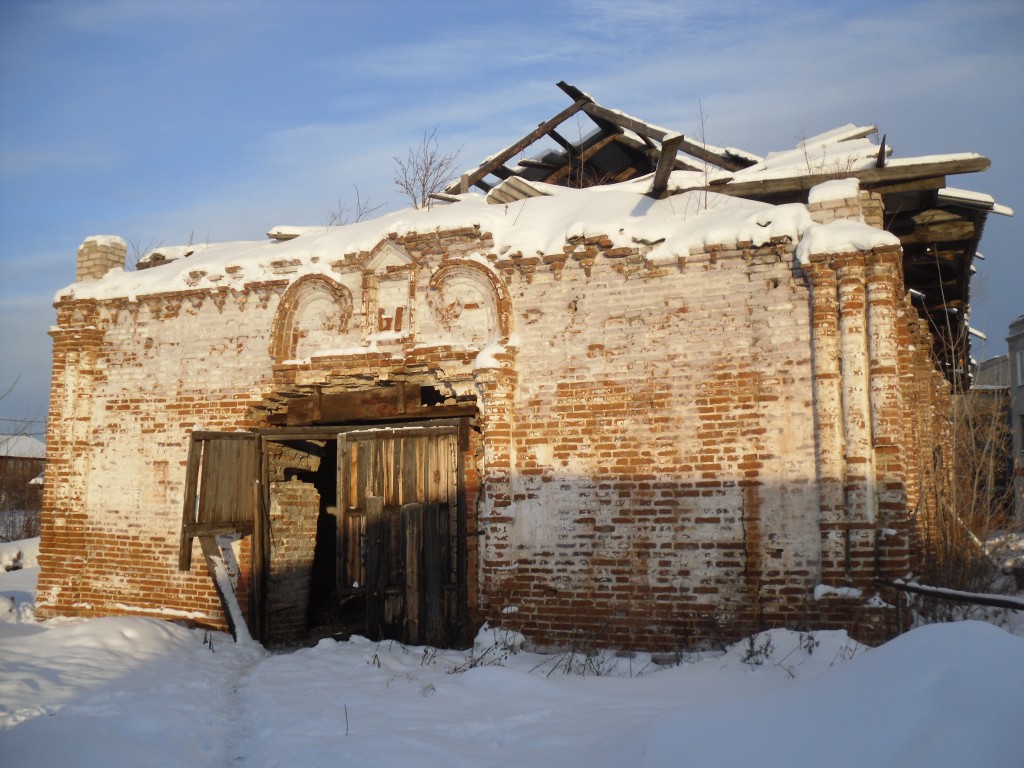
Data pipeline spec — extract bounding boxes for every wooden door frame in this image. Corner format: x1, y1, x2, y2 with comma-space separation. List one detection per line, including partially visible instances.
254, 417, 471, 645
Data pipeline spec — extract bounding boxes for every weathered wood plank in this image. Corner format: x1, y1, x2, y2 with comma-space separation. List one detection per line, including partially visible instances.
177, 437, 203, 571
364, 496, 385, 639
422, 502, 444, 647
184, 521, 253, 537
651, 133, 686, 197
198, 536, 242, 641
576, 100, 748, 172
198, 438, 258, 524
547, 128, 578, 154
403, 503, 423, 645
252, 474, 269, 644
544, 133, 620, 186
708, 156, 990, 201
286, 384, 478, 426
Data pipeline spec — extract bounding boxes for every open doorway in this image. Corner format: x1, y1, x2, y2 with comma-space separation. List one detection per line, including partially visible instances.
262, 419, 469, 647
181, 415, 473, 648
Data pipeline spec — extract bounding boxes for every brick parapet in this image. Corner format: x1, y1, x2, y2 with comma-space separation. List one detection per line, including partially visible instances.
76, 236, 127, 282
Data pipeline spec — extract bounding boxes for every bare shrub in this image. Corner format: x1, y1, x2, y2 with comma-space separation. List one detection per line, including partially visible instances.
0, 508, 40, 542
914, 346, 1015, 622
393, 127, 462, 210
323, 186, 383, 226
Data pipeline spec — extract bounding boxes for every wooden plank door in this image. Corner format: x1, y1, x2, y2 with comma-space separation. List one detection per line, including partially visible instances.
177, 431, 265, 641
338, 425, 462, 646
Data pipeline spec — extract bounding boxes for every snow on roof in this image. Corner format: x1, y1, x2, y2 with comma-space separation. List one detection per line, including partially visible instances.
59, 184, 821, 302
937, 187, 1015, 217
0, 434, 46, 459
58, 126, 988, 304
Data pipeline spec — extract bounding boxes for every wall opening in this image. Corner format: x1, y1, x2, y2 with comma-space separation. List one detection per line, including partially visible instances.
255, 416, 474, 648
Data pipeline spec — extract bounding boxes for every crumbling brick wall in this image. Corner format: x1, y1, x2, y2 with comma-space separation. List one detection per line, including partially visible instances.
479, 235, 820, 649
39, 188, 952, 649
266, 477, 320, 645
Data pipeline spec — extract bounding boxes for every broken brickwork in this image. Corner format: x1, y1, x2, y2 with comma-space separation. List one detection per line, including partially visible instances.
38, 182, 952, 649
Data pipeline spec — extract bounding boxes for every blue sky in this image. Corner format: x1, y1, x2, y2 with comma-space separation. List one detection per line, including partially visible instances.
1, 0, 1021, 431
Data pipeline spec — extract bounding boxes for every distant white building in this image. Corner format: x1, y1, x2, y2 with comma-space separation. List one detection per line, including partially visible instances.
0, 434, 46, 461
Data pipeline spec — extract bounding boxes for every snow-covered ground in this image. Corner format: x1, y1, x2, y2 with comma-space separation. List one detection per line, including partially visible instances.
2, 537, 1023, 767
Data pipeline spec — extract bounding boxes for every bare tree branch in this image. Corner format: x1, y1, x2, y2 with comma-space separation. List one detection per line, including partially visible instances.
393, 127, 462, 210
324, 186, 384, 226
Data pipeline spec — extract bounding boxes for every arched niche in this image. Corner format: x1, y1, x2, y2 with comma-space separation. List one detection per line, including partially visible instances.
428, 260, 512, 346
271, 275, 354, 360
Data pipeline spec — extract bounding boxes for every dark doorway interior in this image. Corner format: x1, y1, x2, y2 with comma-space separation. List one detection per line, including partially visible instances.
306, 443, 346, 636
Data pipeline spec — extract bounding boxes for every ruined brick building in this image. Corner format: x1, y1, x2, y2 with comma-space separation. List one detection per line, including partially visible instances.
36, 83, 1011, 648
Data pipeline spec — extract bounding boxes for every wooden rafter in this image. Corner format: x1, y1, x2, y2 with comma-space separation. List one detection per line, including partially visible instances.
444, 97, 590, 194
544, 133, 621, 186
547, 129, 578, 155
578, 100, 750, 173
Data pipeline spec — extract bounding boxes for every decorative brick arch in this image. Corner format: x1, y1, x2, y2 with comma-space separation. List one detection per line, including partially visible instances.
429, 260, 512, 345
270, 275, 354, 361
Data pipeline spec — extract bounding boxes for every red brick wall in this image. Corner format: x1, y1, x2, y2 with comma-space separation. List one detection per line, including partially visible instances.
38, 207, 952, 650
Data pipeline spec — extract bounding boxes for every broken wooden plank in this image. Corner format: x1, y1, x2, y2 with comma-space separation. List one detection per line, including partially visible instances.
651, 133, 686, 196
198, 536, 254, 644
546, 128, 579, 155
544, 133, 620, 186
184, 521, 254, 537
709, 155, 990, 201
871, 176, 947, 195
428, 192, 461, 204
518, 158, 561, 170
286, 386, 476, 425
251, 475, 269, 644
178, 437, 204, 571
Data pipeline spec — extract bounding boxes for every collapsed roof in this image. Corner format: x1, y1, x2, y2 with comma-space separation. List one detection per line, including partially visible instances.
442, 82, 1011, 388
99, 83, 1011, 389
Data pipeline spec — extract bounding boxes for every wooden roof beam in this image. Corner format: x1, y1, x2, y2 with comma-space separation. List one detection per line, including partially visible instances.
650, 133, 686, 197
518, 158, 561, 170
544, 133, 621, 186
708, 156, 990, 201
445, 97, 590, 194
547, 128, 579, 154
556, 81, 623, 137
574, 100, 748, 172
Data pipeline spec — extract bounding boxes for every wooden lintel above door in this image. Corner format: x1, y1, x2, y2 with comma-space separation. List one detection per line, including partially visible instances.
267, 382, 476, 426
